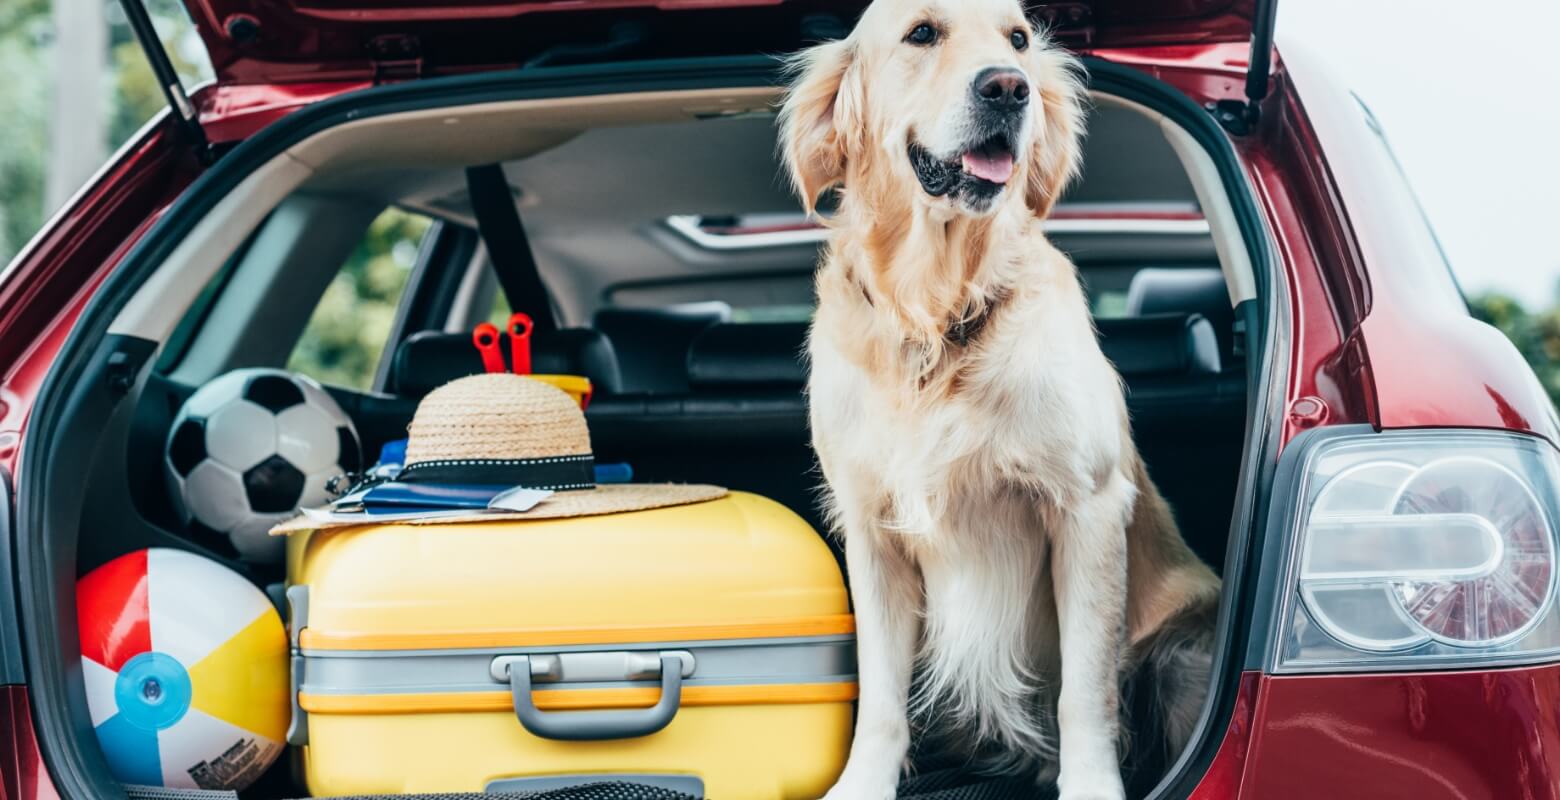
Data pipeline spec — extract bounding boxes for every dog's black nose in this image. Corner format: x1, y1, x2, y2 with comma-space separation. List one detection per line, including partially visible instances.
973, 67, 1030, 110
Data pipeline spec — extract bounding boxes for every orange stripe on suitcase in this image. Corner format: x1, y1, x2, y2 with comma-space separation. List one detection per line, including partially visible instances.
299, 681, 860, 714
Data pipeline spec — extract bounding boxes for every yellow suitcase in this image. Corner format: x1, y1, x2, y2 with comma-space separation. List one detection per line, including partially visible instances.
284, 491, 854, 799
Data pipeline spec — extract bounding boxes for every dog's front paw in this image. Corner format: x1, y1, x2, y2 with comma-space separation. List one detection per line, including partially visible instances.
819, 775, 897, 800
1057, 739, 1125, 800
1057, 790, 1124, 800
1056, 772, 1125, 800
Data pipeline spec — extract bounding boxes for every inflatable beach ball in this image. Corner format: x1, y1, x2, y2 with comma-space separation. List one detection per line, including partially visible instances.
77, 549, 288, 790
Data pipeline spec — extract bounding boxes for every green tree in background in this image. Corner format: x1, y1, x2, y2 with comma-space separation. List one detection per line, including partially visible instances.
0, 0, 51, 260
1470, 292, 1560, 402
0, 0, 206, 266
107, 0, 206, 147
287, 210, 432, 390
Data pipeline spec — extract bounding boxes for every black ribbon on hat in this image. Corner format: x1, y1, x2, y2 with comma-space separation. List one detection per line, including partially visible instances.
396, 454, 597, 491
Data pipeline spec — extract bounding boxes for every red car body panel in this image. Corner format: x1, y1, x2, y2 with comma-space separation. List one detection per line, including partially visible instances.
176, 0, 1257, 84
0, 687, 56, 800
1276, 41, 1559, 445
199, 82, 373, 144
1, 15, 1556, 800
1189, 672, 1261, 797
0, 125, 204, 478
1242, 666, 1560, 798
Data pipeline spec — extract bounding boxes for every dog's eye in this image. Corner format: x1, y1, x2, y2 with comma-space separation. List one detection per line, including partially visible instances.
1011, 29, 1029, 51
906, 23, 939, 46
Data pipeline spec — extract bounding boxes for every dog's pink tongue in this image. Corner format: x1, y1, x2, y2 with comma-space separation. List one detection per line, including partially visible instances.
962, 150, 1015, 184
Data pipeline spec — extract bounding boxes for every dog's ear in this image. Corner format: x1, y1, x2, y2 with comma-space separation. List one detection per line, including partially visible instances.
779, 39, 862, 214
1024, 43, 1087, 219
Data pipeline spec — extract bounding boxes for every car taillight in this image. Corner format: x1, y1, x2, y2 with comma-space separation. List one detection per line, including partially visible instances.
1274, 430, 1560, 672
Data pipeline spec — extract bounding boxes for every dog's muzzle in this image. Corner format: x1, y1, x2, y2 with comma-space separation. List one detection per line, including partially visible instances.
907, 126, 1020, 205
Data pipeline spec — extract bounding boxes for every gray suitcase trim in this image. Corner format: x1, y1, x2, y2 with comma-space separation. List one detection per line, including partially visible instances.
286, 586, 310, 746
289, 581, 856, 742
297, 637, 856, 696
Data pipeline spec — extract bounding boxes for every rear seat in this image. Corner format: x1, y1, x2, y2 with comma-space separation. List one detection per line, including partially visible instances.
586, 314, 1239, 544
390, 308, 1241, 570
1127, 267, 1238, 366
587, 323, 815, 529
685, 322, 809, 391
593, 303, 730, 394
660, 313, 1229, 395
1122, 269, 1246, 570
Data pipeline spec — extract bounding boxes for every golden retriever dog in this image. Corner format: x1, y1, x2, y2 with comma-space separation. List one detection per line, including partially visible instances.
779, 1, 1222, 797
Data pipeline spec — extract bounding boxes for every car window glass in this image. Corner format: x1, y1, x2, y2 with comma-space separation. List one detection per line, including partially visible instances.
287, 208, 432, 390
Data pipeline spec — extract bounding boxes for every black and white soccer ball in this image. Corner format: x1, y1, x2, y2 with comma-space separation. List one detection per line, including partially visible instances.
164, 369, 361, 563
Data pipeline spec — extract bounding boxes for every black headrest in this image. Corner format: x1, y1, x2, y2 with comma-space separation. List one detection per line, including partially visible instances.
1125, 268, 1236, 362
1125, 268, 1228, 317
391, 328, 623, 399
681, 316, 1215, 390
593, 303, 731, 394
685, 322, 808, 390
1097, 313, 1221, 377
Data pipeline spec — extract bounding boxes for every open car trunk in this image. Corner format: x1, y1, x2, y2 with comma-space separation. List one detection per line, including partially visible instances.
14, 48, 1277, 800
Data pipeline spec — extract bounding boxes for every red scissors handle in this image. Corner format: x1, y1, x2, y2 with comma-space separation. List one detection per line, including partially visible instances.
507, 313, 534, 375
472, 323, 506, 374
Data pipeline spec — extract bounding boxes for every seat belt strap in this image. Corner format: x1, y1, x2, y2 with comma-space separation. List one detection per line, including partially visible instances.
464, 164, 558, 334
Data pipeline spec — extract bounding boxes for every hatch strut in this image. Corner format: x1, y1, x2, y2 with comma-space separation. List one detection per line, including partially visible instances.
1211, 0, 1279, 136
118, 0, 213, 163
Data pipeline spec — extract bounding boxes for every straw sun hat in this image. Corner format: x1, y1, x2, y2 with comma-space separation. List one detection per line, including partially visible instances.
273, 373, 725, 532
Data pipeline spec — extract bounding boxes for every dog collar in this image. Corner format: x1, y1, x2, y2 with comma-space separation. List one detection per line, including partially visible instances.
853, 273, 1007, 348
944, 287, 1010, 347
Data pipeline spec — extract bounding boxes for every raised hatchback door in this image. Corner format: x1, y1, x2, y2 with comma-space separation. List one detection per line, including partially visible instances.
144, 0, 1275, 86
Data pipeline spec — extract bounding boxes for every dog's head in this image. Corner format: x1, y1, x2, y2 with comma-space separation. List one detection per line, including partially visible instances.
780, 0, 1085, 219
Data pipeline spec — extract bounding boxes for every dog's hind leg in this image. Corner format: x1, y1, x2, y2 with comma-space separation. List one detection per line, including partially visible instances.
823, 521, 923, 800
1049, 471, 1134, 800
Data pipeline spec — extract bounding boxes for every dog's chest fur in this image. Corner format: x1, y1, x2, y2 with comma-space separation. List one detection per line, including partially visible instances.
807, 245, 1133, 754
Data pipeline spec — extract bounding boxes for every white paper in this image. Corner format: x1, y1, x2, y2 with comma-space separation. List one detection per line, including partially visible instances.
489, 487, 553, 512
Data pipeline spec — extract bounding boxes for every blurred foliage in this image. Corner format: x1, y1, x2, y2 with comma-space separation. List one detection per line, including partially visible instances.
1469, 292, 1560, 403
287, 209, 432, 390
0, 0, 50, 260
488, 287, 514, 329
108, 0, 207, 148
0, 0, 208, 267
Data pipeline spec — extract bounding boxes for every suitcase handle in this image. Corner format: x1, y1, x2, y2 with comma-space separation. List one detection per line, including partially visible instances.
500, 654, 684, 741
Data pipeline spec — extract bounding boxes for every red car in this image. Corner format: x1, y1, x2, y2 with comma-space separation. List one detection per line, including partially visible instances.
2, 0, 1556, 798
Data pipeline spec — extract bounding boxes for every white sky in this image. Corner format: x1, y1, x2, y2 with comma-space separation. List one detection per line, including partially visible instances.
1278, 1, 1560, 304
